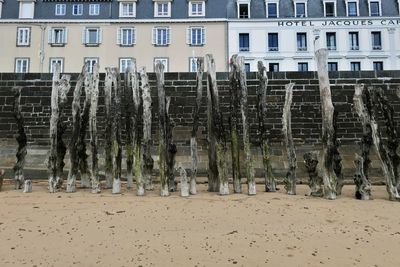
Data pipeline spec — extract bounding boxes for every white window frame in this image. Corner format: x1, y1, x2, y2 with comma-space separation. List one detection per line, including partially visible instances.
154, 57, 169, 72
323, 0, 336, 17
117, 27, 136, 46
83, 28, 101, 46
0, 1, 3, 19
188, 1, 205, 17
345, 0, 359, 17
371, 31, 382, 50
349, 31, 359, 50
89, 4, 100, 16
368, 0, 381, 16
119, 58, 133, 73
49, 58, 64, 73
48, 27, 68, 46
17, 27, 31, 46
119, 1, 137, 17
350, 61, 361, 71
296, 32, 307, 51
84, 58, 99, 73
186, 27, 206, 46
294, 0, 308, 18
19, 1, 35, 19
154, 1, 171, 17
265, 0, 279, 18
267, 32, 279, 51
15, 58, 29, 73
237, 0, 251, 18
55, 4, 66, 16
152, 27, 171, 46
72, 4, 83, 16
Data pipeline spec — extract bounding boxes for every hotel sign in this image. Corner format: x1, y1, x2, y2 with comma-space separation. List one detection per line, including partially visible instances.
277, 19, 400, 27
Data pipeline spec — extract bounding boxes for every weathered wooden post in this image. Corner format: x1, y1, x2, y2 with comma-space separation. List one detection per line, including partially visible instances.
238, 56, 255, 195
257, 61, 276, 192
282, 83, 296, 195
22, 180, 32, 193
140, 68, 154, 191
205, 54, 228, 195
303, 151, 323, 197
166, 97, 177, 192
190, 58, 204, 195
13, 86, 27, 190
229, 55, 241, 193
177, 166, 189, 197
104, 68, 113, 189
89, 64, 101, 193
112, 68, 123, 194
48, 64, 71, 193
315, 48, 337, 200
0, 169, 4, 191
333, 109, 345, 195
352, 84, 372, 200
156, 62, 169, 196
66, 65, 86, 193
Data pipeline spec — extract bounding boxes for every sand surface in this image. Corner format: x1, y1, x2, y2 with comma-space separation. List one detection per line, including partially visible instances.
0, 181, 399, 267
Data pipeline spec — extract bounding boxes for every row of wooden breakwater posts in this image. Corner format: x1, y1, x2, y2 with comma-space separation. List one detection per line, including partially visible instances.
3, 50, 400, 201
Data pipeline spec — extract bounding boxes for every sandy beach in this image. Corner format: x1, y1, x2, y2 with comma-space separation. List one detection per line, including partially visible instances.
0, 181, 399, 267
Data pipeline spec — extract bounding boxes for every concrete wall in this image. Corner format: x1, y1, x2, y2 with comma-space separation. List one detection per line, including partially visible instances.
1, 71, 400, 183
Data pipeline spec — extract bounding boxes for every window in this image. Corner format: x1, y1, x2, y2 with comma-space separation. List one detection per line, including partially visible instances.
350, 62, 361, 71
89, 4, 100, 16
154, 58, 169, 72
268, 33, 279, 51
15, 58, 29, 73
152, 27, 171, 46
349, 32, 359, 50
239, 33, 249, 51
119, 2, 136, 17
238, 2, 250, 18
346, 1, 358, 16
19, 2, 35, 19
189, 1, 205, 16
297, 33, 307, 51
189, 57, 200, 72
298, 62, 308, 72
323, 1, 336, 17
369, 1, 380, 16
269, 63, 279, 72
371, 31, 382, 50
266, 1, 279, 18
83, 28, 101, 46
154, 2, 171, 17
326, 32, 336, 50
373, 61, 383, 71
187, 27, 205, 46
48, 28, 67, 46
117, 28, 136, 46
0, 1, 3, 18
49, 58, 64, 73
17, 27, 30, 46
119, 58, 133, 73
294, 2, 307, 18
328, 62, 338, 71
244, 63, 251, 72
72, 4, 83, 16
84, 58, 98, 73
55, 4, 66, 16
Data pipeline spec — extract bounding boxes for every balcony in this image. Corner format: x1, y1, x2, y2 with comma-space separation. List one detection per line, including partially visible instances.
269, 47, 279, 52
372, 45, 382, 50
297, 46, 307, 51
350, 46, 359, 51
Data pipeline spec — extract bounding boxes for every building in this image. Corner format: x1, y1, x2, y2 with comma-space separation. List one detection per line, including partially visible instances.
0, 0, 229, 73
228, 0, 400, 71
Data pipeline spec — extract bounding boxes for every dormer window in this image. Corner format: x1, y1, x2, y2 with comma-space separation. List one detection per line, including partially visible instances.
265, 0, 279, 18
189, 1, 205, 17
0, 0, 3, 18
237, 0, 250, 18
18, 0, 35, 19
368, 0, 381, 16
294, 0, 308, 18
346, 0, 359, 17
323, 0, 336, 17
154, 1, 172, 18
119, 0, 137, 17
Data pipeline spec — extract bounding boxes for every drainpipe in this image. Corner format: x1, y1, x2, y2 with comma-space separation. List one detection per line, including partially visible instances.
39, 24, 46, 73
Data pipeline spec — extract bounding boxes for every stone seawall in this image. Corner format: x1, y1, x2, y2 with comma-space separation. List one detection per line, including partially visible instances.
0, 71, 399, 183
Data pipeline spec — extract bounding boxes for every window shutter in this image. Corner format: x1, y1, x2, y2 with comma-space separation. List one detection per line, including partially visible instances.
99, 29, 103, 44
152, 28, 156, 44
117, 28, 121, 45
186, 27, 191, 45
202, 28, 206, 45
64, 28, 68, 43
48, 28, 52, 43
82, 29, 86, 44
166, 28, 171, 45
132, 28, 136, 45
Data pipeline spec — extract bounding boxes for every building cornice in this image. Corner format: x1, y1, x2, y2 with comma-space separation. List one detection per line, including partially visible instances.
0, 18, 228, 24
228, 16, 400, 22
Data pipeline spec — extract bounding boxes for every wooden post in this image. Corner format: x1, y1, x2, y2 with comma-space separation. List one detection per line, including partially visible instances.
0, 169, 4, 191
22, 180, 32, 193
166, 97, 177, 192
332, 109, 344, 195
257, 61, 276, 192
238, 56, 255, 195
190, 58, 204, 195
352, 84, 372, 200
140, 68, 154, 191
156, 62, 169, 196
303, 151, 323, 197
124, 67, 134, 190
112, 68, 123, 194
177, 166, 189, 197
282, 83, 296, 195
13, 86, 27, 190
66, 65, 86, 193
315, 48, 337, 200
104, 68, 114, 189
205, 54, 228, 194
229, 55, 241, 193
89, 64, 100, 193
